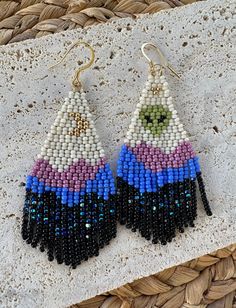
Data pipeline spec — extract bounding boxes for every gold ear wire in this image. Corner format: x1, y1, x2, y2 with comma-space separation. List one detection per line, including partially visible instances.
50, 41, 95, 90
141, 42, 181, 79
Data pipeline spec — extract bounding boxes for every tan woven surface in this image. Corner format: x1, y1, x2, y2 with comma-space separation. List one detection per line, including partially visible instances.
0, 0, 202, 45
2, 1, 235, 307
72, 244, 236, 308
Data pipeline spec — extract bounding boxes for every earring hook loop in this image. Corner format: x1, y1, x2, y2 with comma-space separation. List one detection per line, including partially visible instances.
141, 42, 180, 79
50, 41, 95, 89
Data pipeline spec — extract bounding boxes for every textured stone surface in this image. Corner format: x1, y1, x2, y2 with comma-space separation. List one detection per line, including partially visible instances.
0, 0, 235, 307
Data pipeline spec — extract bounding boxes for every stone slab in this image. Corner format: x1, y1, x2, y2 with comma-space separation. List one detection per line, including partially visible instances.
0, 0, 235, 307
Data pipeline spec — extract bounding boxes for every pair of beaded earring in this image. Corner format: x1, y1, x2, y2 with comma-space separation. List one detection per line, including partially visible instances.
21, 41, 212, 268
22, 42, 116, 268
117, 43, 212, 245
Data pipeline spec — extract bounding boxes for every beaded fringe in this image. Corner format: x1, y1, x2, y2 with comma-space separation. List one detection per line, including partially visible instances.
21, 89, 117, 268
117, 172, 212, 244
22, 191, 116, 268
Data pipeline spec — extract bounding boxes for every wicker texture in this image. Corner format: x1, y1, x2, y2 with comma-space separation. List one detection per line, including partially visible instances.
1, 1, 235, 307
0, 0, 201, 45
73, 244, 236, 308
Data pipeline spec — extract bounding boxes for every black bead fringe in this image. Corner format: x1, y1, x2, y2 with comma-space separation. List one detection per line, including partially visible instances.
22, 191, 116, 268
117, 172, 212, 244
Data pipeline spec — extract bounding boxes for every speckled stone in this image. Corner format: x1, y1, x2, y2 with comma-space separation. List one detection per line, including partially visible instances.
0, 0, 235, 307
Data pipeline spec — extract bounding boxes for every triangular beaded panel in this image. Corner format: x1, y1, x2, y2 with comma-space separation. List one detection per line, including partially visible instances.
22, 90, 116, 268
117, 66, 212, 244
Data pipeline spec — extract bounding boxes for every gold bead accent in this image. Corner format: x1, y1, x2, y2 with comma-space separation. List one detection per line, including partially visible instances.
151, 85, 162, 95
69, 112, 90, 136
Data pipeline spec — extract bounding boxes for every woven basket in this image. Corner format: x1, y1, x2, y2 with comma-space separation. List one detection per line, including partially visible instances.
72, 244, 236, 308
0, 0, 201, 45
1, 1, 235, 307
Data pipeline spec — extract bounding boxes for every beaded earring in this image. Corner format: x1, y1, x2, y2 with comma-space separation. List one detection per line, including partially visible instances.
21, 42, 116, 268
116, 43, 212, 245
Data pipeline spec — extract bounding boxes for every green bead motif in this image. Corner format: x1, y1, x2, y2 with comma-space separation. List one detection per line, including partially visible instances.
139, 105, 172, 136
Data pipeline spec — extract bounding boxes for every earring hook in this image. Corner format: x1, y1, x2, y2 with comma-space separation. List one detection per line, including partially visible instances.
141, 42, 180, 79
50, 41, 95, 89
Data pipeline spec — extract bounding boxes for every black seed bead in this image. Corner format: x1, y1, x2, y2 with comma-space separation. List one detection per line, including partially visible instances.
103, 204, 110, 245
132, 192, 140, 232
35, 195, 44, 247
126, 186, 135, 229
27, 193, 38, 244
109, 196, 117, 239
178, 182, 187, 230
151, 192, 159, 244
116, 177, 122, 221
47, 192, 55, 262
117, 177, 128, 225
190, 180, 197, 220
158, 188, 165, 245
173, 182, 180, 230
184, 179, 194, 227
40, 193, 50, 252
163, 185, 171, 243
61, 205, 68, 264
144, 194, 151, 241
167, 183, 176, 241
73, 205, 81, 266
86, 196, 93, 258
197, 172, 212, 216
55, 197, 63, 264
139, 194, 145, 237
20, 189, 115, 267
67, 206, 75, 265
98, 198, 105, 248
22, 191, 31, 240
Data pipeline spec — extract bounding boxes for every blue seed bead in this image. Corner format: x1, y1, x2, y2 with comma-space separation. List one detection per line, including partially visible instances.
32, 177, 38, 183
105, 164, 110, 171
56, 190, 61, 197
173, 169, 178, 181
157, 175, 164, 187
163, 175, 168, 184
96, 173, 101, 180
98, 189, 103, 196
26, 175, 33, 182
194, 156, 201, 172
92, 179, 97, 185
